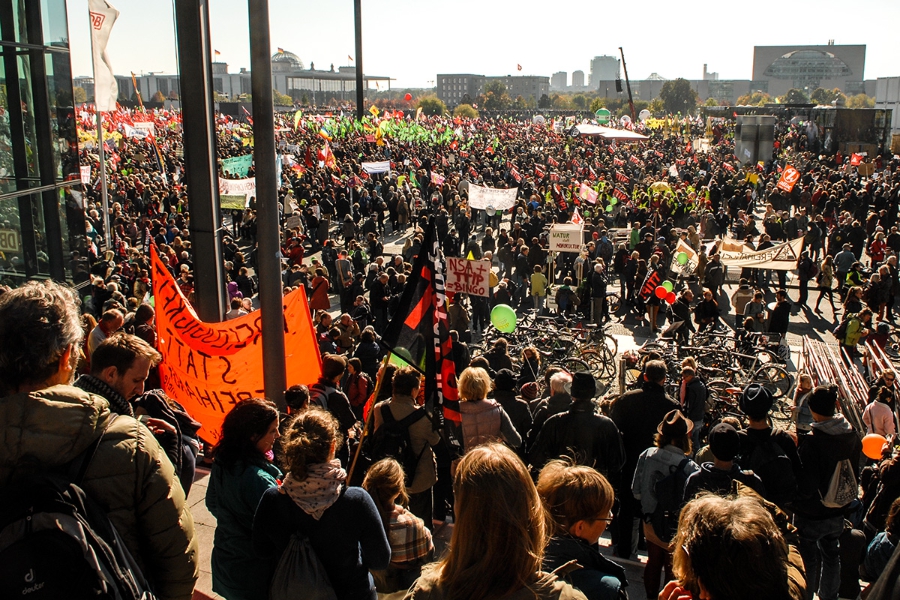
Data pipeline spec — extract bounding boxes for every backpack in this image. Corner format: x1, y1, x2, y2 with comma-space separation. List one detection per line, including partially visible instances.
269, 532, 337, 600
0, 420, 157, 600
650, 458, 691, 543
598, 238, 614, 262
309, 383, 337, 410
833, 314, 858, 342
743, 436, 797, 506
821, 458, 858, 509
364, 405, 427, 487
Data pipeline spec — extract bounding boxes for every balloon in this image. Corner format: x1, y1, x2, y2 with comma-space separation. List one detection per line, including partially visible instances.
404, 93, 412, 101
605, 205, 614, 212
655, 286, 667, 299
677, 252, 689, 265
662, 281, 674, 293
639, 109, 651, 122
609, 197, 618, 205
862, 433, 888, 460
491, 304, 517, 333
666, 292, 677, 304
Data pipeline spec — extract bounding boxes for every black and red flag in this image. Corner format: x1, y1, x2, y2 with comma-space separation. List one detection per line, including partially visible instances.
638, 268, 662, 302
380, 219, 461, 428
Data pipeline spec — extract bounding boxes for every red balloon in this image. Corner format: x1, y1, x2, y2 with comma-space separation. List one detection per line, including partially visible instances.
666, 292, 677, 304
404, 93, 412, 101
655, 286, 667, 299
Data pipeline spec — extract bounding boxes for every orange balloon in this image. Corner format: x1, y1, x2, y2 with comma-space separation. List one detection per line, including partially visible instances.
862, 433, 887, 460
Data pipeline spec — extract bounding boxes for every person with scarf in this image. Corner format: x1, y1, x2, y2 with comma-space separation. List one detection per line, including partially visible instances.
253, 408, 390, 600
206, 398, 283, 600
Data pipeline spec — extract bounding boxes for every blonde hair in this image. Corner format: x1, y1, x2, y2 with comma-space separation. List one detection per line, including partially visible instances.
435, 444, 546, 600
281, 408, 342, 480
537, 460, 614, 535
458, 366, 492, 401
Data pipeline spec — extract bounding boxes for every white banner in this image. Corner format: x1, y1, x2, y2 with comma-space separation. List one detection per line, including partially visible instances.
361, 161, 391, 175
466, 185, 518, 211
218, 177, 256, 199
549, 224, 584, 253
80, 165, 91, 185
669, 238, 699, 275
445, 258, 491, 297
715, 237, 804, 270
88, 0, 119, 112
122, 124, 152, 139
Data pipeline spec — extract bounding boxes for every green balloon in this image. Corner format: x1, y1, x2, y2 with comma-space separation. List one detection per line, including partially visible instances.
662, 281, 674, 293
609, 197, 618, 205
491, 304, 517, 333
606, 205, 614, 212
677, 252, 689, 265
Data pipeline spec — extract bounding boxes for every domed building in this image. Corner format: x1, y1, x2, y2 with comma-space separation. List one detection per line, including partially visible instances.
272, 49, 304, 72
752, 44, 868, 98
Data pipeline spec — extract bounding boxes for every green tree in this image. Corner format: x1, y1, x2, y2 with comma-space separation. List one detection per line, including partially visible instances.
300, 93, 310, 105
649, 98, 665, 114
482, 81, 511, 110
150, 90, 166, 102
572, 94, 588, 110
484, 80, 507, 96
589, 97, 607, 113
453, 104, 479, 119
523, 95, 537, 109
538, 94, 551, 109
460, 93, 473, 106
736, 91, 772, 106
417, 95, 447, 116
704, 97, 718, 107
551, 94, 572, 109
73, 86, 87, 103
847, 93, 875, 109
168, 90, 180, 101
779, 88, 809, 104
659, 78, 697, 114
273, 89, 293, 105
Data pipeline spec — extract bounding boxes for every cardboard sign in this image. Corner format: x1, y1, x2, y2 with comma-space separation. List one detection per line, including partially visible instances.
445, 258, 491, 296
776, 165, 800, 192
549, 224, 584, 253
151, 248, 322, 443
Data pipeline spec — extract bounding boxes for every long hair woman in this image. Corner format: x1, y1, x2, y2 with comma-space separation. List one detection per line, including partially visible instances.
404, 444, 584, 600
206, 398, 282, 600
253, 408, 390, 600
363, 458, 434, 593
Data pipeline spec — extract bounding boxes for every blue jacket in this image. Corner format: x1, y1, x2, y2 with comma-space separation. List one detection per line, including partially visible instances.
206, 459, 282, 600
543, 534, 628, 600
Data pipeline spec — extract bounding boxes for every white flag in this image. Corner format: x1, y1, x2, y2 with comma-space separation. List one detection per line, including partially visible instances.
88, 0, 119, 112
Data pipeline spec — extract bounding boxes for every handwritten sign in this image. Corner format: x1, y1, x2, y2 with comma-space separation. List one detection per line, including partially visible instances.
467, 185, 518, 211
445, 258, 491, 296
715, 237, 804, 271
218, 177, 256, 200
151, 248, 321, 443
549, 224, 584, 253
221, 154, 253, 177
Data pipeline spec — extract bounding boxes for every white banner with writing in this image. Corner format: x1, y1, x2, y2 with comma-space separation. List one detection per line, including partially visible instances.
466, 185, 518, 211
361, 161, 391, 175
715, 237, 804, 271
549, 224, 584, 253
445, 258, 491, 297
218, 177, 256, 199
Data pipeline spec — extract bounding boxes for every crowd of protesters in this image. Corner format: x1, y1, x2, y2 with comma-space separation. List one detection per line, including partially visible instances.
1, 105, 900, 600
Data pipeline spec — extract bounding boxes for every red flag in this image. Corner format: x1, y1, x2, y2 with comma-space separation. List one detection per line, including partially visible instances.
459, 150, 469, 158
468, 166, 478, 178
616, 172, 629, 184
517, 64, 522, 71
612, 188, 628, 202
588, 167, 597, 181
723, 162, 735, 172
549, 173, 560, 182
534, 166, 545, 179
629, 155, 641, 165
412, 157, 422, 168
776, 165, 801, 192
380, 220, 461, 425
850, 153, 863, 166
241, 105, 253, 125
449, 140, 459, 151
613, 157, 625, 167
547, 156, 559, 167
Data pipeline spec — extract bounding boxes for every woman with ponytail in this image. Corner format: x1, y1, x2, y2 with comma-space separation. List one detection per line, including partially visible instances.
206, 398, 282, 600
253, 408, 390, 599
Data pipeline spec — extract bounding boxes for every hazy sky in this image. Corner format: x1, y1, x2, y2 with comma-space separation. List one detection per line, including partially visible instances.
66, 0, 900, 90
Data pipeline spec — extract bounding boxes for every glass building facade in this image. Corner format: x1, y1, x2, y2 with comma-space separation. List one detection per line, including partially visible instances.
0, 0, 83, 286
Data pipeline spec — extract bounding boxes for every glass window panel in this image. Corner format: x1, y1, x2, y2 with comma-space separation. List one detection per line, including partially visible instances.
17, 53, 40, 180
29, 192, 49, 275
0, 58, 13, 195
7, 0, 29, 44
0, 193, 25, 283
41, 0, 69, 47
45, 51, 78, 183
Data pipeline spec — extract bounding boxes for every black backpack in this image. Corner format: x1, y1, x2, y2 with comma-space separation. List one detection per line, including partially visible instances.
0, 421, 157, 599
742, 435, 797, 506
650, 458, 691, 544
364, 406, 427, 487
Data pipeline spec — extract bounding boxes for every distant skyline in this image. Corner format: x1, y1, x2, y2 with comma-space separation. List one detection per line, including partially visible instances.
66, 0, 900, 90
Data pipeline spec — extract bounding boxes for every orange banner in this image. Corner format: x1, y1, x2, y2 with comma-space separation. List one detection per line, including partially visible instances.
776, 165, 800, 193
151, 248, 321, 443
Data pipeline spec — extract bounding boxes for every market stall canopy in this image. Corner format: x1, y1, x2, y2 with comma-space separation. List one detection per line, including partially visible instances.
574, 123, 649, 141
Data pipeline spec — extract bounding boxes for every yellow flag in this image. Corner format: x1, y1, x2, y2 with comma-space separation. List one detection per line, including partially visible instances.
293, 111, 302, 130
369, 105, 379, 117
466, 251, 474, 260
416, 107, 423, 122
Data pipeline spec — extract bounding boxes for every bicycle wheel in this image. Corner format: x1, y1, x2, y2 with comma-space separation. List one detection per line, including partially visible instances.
607, 293, 622, 314
557, 358, 592, 376
623, 367, 643, 389
752, 364, 793, 400
580, 349, 616, 381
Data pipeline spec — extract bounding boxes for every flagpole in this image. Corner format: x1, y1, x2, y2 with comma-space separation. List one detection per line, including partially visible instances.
96, 109, 111, 250
347, 353, 391, 485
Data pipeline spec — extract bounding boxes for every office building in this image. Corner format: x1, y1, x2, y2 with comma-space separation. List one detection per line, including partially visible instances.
752, 43, 867, 98
589, 55, 619, 88
572, 70, 585, 88
437, 74, 485, 107
0, 0, 84, 285
486, 75, 549, 103
551, 71, 567, 91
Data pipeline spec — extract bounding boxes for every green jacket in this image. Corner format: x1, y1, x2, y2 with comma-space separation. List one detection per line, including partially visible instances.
845, 316, 865, 346
0, 385, 199, 600
206, 457, 282, 600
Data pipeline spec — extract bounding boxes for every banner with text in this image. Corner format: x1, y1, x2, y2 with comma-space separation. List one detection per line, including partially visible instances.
151, 248, 322, 443
466, 184, 518, 211
218, 177, 256, 203
445, 258, 491, 296
549, 223, 584, 253
776, 165, 800, 192
221, 154, 253, 177
715, 237, 804, 270
361, 161, 391, 175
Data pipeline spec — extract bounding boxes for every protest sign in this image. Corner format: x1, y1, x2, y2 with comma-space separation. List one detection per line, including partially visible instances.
361, 161, 391, 174
445, 258, 491, 296
776, 165, 800, 192
221, 154, 253, 177
466, 185, 518, 211
151, 248, 321, 443
714, 237, 804, 270
669, 238, 699, 275
218, 177, 256, 201
80, 165, 91, 184
549, 224, 584, 253
219, 195, 247, 210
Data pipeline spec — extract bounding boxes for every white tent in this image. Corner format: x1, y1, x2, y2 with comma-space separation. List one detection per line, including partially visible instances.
574, 123, 649, 141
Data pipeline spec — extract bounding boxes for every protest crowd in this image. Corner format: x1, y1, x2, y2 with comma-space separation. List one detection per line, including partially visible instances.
4, 103, 900, 600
